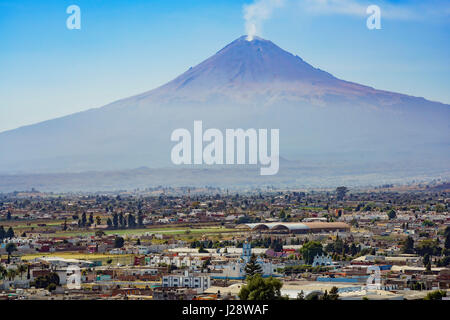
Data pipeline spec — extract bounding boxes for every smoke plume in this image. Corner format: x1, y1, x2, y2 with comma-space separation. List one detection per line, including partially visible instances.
243, 0, 284, 41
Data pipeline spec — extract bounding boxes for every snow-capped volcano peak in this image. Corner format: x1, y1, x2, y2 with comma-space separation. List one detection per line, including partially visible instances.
160, 35, 335, 92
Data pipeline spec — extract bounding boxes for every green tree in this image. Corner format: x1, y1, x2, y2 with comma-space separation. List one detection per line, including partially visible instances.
426, 261, 432, 273
5, 227, 14, 239
424, 290, 447, 300
31, 272, 60, 290
137, 213, 144, 227
0, 265, 6, 280
387, 209, 397, 220
300, 241, 323, 264
17, 264, 27, 280
416, 239, 440, 256
5, 243, 17, 264
296, 290, 305, 300
335, 187, 348, 201
114, 236, 125, 248
127, 214, 136, 228
244, 254, 263, 277
198, 244, 208, 253
329, 286, 339, 300
444, 227, 450, 252
81, 212, 87, 227
95, 230, 105, 237
402, 236, 415, 254
239, 274, 285, 300
112, 213, 118, 229
119, 213, 126, 228
6, 269, 16, 281
423, 253, 430, 266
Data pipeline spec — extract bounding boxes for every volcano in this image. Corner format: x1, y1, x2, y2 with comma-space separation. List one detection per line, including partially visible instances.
0, 36, 449, 188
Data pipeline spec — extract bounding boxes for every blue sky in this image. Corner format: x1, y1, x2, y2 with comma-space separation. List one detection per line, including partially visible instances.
0, 0, 449, 132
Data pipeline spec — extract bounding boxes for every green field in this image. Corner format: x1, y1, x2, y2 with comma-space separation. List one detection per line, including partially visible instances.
41, 226, 236, 238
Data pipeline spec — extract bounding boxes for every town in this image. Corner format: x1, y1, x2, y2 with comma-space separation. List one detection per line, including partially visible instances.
0, 182, 449, 300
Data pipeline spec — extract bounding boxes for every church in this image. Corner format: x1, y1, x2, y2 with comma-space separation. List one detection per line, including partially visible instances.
212, 242, 283, 280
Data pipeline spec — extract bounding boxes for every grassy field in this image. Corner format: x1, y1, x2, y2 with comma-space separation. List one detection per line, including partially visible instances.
39, 226, 237, 238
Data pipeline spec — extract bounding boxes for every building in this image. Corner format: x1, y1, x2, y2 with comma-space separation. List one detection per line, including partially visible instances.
162, 270, 210, 293
236, 222, 350, 234
213, 242, 283, 280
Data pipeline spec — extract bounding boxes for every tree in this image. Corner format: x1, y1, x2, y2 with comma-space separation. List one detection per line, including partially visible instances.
114, 236, 124, 248
387, 209, 397, 220
63, 219, 67, 231
317, 288, 340, 300
244, 254, 263, 277
127, 214, 136, 228
107, 218, 113, 229
6, 269, 16, 281
88, 213, 94, 226
424, 290, 447, 300
300, 241, 323, 265
137, 213, 144, 227
96, 216, 101, 225
416, 239, 440, 256
95, 230, 105, 237
270, 238, 283, 252
5, 243, 17, 263
17, 264, 27, 280
31, 272, 60, 291
0, 226, 5, 240
119, 213, 126, 228
426, 261, 432, 273
444, 226, 450, 252
329, 286, 339, 300
0, 265, 6, 280
239, 274, 285, 300
112, 213, 118, 229
6, 211, 11, 220
402, 236, 415, 254
198, 244, 208, 253
423, 253, 430, 266
5, 227, 15, 239
336, 187, 348, 201
296, 290, 305, 300
81, 212, 87, 227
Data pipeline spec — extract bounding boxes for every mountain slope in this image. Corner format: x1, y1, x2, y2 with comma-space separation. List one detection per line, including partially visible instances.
0, 35, 449, 177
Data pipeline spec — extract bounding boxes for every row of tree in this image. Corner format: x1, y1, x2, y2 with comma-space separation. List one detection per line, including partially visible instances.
0, 226, 15, 240
106, 213, 144, 229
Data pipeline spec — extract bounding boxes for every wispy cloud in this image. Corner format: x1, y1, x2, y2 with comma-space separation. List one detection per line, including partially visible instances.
298, 0, 450, 21
242, 0, 449, 40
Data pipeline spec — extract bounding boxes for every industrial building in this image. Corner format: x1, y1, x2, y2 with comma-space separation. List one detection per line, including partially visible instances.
236, 222, 350, 234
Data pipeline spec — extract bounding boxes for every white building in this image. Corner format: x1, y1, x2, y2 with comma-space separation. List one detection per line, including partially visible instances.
215, 242, 283, 279
162, 270, 210, 293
